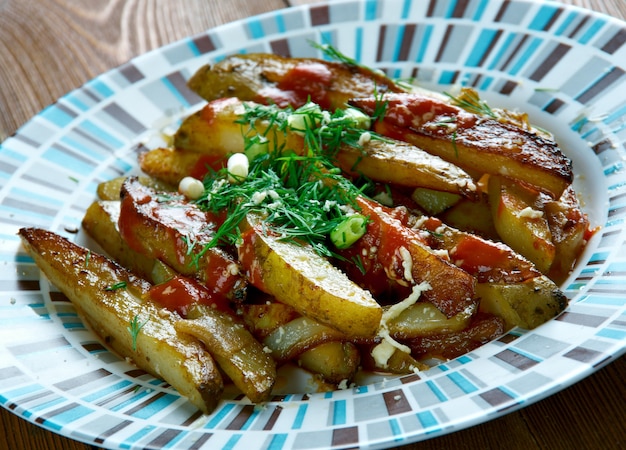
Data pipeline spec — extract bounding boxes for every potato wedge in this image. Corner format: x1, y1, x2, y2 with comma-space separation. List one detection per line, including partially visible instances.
296, 341, 361, 384
476, 277, 567, 330
544, 185, 592, 282
138, 147, 226, 186
351, 93, 573, 198
118, 177, 247, 302
488, 176, 555, 274
237, 214, 382, 338
174, 98, 478, 197
82, 200, 156, 281
18, 227, 223, 414
187, 53, 405, 110
175, 304, 276, 403
97, 175, 174, 201
407, 209, 567, 329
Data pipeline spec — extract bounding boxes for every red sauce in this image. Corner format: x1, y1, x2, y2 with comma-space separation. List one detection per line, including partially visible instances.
200, 97, 241, 125
257, 62, 334, 109
190, 154, 226, 180
148, 275, 230, 317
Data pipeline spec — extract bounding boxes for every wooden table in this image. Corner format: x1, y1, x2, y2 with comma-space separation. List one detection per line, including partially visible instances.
1, 0, 625, 449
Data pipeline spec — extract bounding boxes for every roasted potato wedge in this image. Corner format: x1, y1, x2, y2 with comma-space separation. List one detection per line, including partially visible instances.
187, 52, 405, 110
488, 175, 556, 274
351, 93, 573, 198
118, 177, 247, 302
238, 213, 382, 338
476, 277, 567, 330
175, 304, 276, 403
174, 98, 477, 197
82, 200, 155, 281
18, 227, 223, 414
97, 175, 174, 201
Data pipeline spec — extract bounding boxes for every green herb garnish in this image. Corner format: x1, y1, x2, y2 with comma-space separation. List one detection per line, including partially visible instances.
193, 101, 381, 261
105, 281, 127, 291
444, 89, 496, 118
128, 315, 148, 352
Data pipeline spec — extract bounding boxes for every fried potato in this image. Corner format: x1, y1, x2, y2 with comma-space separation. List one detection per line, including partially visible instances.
488, 176, 555, 274
118, 177, 247, 302
351, 93, 573, 198
97, 175, 174, 201
238, 213, 383, 338
18, 227, 223, 414
82, 200, 155, 281
175, 304, 276, 403
476, 277, 567, 330
187, 52, 405, 110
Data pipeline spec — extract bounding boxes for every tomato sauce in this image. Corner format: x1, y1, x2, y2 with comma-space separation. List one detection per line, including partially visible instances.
148, 275, 230, 317
257, 62, 334, 109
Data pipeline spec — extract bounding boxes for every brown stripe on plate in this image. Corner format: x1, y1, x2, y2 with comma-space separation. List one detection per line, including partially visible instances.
555, 312, 607, 328
95, 385, 143, 408
35, 402, 82, 425
493, 349, 538, 371
499, 34, 530, 72
119, 62, 145, 84
567, 14, 590, 39
53, 368, 113, 391
434, 25, 454, 63
331, 425, 359, 448
94, 419, 133, 445
563, 346, 604, 364
0, 279, 41, 291
383, 389, 412, 415
102, 103, 147, 134
543, 97, 565, 114
609, 205, 626, 219
376, 25, 389, 62
576, 66, 626, 104
12, 132, 40, 147
540, 7, 563, 31
601, 28, 626, 55
400, 373, 421, 384
166, 71, 202, 106
528, 43, 571, 82
81, 342, 107, 353
593, 139, 615, 155
270, 38, 291, 57
263, 405, 283, 430
499, 80, 518, 95
450, 0, 471, 18
225, 404, 256, 430
478, 387, 515, 407
310, 4, 330, 26
397, 24, 417, 61
192, 34, 217, 54
124, 391, 168, 416
146, 428, 184, 448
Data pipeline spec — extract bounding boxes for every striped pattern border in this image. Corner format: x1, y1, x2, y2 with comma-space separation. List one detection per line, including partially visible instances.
1, 0, 625, 448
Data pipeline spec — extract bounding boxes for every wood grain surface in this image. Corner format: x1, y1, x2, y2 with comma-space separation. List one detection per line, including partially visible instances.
1, 1, 625, 449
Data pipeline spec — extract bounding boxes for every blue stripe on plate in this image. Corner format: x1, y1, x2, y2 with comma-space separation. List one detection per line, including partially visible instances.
465, 29, 500, 67
416, 410, 438, 430
44, 404, 94, 431
596, 328, 626, 340
365, 0, 378, 21
292, 404, 307, 429
39, 105, 75, 128
578, 18, 607, 44
528, 4, 560, 31
332, 399, 347, 425
119, 425, 157, 449
425, 380, 447, 402
267, 433, 288, 450
446, 372, 478, 394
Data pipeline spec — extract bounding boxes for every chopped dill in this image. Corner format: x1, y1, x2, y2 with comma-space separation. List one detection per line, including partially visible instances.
444, 89, 496, 119
128, 315, 148, 352
193, 101, 381, 260
105, 281, 127, 291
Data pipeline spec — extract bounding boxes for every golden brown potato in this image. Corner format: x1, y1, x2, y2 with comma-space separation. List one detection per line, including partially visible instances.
488, 176, 555, 274
118, 177, 247, 302
476, 277, 567, 330
238, 213, 383, 338
187, 52, 405, 110
175, 304, 276, 403
18, 227, 223, 414
82, 200, 156, 281
351, 93, 573, 198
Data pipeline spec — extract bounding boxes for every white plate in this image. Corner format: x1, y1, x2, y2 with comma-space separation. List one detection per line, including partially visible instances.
1, 0, 625, 448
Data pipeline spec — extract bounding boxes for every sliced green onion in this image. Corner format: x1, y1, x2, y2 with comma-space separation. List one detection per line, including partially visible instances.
330, 214, 368, 249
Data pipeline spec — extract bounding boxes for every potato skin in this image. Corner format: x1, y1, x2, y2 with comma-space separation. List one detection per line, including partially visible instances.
237, 215, 383, 339
18, 227, 223, 414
